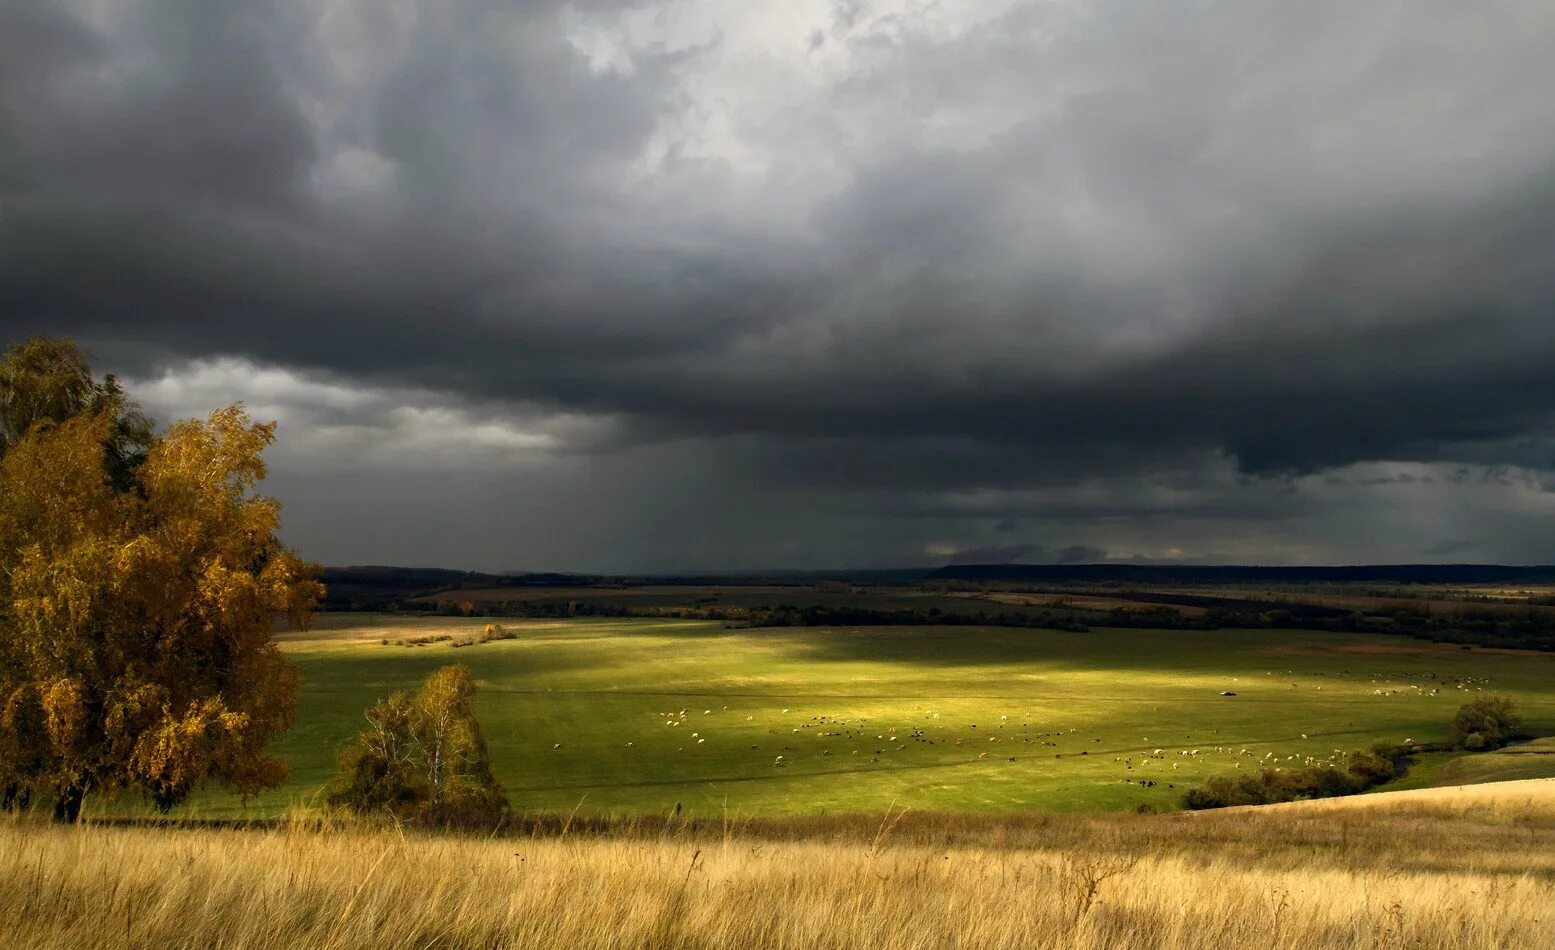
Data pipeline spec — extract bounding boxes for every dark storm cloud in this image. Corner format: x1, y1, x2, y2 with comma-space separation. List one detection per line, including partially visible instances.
950, 543, 1041, 563
941, 543, 1108, 565
5, 0, 1555, 568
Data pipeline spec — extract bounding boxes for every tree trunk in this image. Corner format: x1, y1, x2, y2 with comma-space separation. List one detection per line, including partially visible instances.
52, 785, 83, 823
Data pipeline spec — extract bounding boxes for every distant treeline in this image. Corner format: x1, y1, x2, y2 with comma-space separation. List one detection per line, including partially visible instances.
1180, 742, 1429, 810
321, 566, 603, 609
319, 566, 891, 611
931, 563, 1555, 585
372, 597, 1555, 651
1182, 696, 1527, 809
323, 563, 1555, 612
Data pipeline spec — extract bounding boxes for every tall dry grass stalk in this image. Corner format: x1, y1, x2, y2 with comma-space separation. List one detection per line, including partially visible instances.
2, 787, 1553, 949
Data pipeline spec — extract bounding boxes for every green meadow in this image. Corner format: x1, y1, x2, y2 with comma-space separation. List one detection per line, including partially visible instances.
168, 615, 1555, 818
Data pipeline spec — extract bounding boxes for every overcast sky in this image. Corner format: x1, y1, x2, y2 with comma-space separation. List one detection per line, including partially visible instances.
4, 0, 1555, 572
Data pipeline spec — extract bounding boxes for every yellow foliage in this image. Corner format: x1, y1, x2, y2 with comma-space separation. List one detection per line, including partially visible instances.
40, 680, 85, 758
0, 402, 321, 815
329, 664, 507, 827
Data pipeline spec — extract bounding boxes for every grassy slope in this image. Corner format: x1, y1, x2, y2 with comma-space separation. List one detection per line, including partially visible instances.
152, 614, 1555, 819
10, 787, 1555, 950
1243, 776, 1555, 812
1429, 737, 1555, 786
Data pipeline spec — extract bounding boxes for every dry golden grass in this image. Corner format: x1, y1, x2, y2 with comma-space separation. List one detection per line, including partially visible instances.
4, 784, 1553, 950
1244, 777, 1555, 812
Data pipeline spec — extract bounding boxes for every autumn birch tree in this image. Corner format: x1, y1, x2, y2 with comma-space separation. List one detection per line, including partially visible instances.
0, 338, 319, 820
329, 664, 508, 827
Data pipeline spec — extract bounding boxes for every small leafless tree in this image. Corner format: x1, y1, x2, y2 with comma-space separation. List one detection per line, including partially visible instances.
1060, 852, 1138, 922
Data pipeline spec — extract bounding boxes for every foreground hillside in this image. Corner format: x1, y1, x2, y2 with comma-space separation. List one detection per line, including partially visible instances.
153, 613, 1555, 818
1427, 737, 1555, 786
1246, 776, 1555, 811
7, 783, 1553, 949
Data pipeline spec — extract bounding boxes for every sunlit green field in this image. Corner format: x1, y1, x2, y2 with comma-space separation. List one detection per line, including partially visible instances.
157, 615, 1555, 818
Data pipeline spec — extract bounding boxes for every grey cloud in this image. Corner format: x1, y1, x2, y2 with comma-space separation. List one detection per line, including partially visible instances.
1050, 545, 1107, 565
938, 543, 1106, 566
1426, 540, 1476, 557
941, 543, 1040, 564
5, 0, 1555, 568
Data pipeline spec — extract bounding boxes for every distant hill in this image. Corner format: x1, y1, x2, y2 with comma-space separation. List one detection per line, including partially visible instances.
320, 566, 601, 609
319, 565, 935, 608
928, 563, 1555, 585
319, 562, 1555, 610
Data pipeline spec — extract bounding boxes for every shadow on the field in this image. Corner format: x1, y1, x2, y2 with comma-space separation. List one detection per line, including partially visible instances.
756, 624, 1240, 670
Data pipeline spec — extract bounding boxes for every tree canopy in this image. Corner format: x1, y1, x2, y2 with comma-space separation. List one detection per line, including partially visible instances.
329, 664, 509, 828
0, 336, 152, 489
1451, 696, 1522, 751
0, 336, 320, 820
